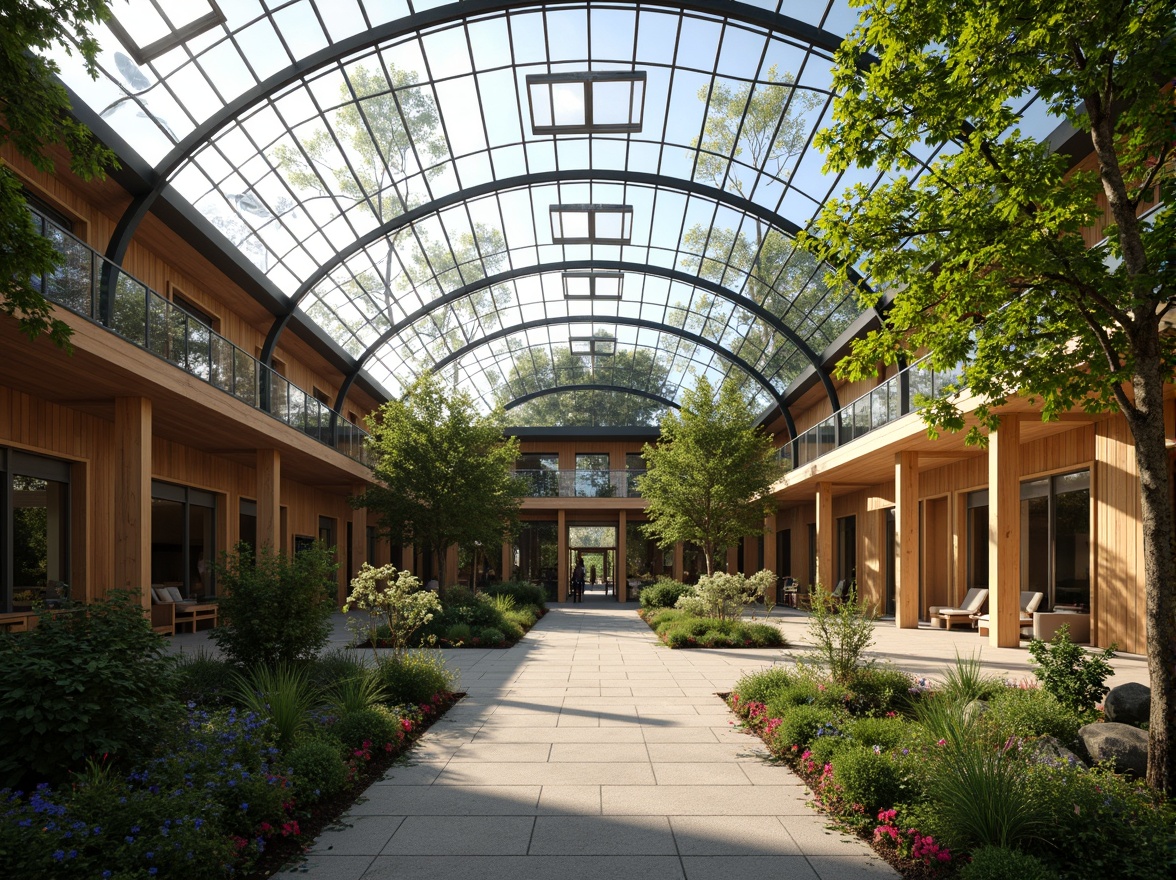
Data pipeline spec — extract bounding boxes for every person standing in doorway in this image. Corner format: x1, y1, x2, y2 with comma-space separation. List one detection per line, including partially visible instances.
572, 556, 585, 602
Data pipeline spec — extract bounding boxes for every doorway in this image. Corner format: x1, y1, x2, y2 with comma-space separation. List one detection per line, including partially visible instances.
567, 523, 617, 601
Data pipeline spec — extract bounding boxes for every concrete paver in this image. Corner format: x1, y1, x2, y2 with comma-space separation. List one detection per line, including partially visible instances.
256, 598, 1150, 880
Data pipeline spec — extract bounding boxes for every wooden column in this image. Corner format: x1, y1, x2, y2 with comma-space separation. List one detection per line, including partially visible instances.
816, 481, 834, 590
349, 496, 366, 603
673, 541, 684, 581
444, 545, 459, 585
989, 414, 1022, 647
617, 509, 627, 603
256, 448, 281, 552
895, 452, 920, 629
557, 508, 568, 602
726, 545, 739, 574
501, 539, 512, 584
764, 511, 778, 604
114, 397, 151, 607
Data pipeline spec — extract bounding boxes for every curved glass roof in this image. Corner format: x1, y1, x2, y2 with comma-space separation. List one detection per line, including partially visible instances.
54, 0, 1060, 427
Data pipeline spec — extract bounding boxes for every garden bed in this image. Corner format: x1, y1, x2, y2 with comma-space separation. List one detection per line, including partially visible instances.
638, 607, 785, 648
635, 572, 786, 649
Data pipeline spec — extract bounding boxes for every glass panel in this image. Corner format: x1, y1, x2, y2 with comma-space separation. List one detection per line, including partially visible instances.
512, 521, 558, 598
188, 320, 211, 380
147, 294, 170, 359
210, 335, 234, 391
111, 272, 148, 344
575, 453, 612, 497
233, 349, 256, 406
12, 475, 69, 608
908, 361, 933, 408
966, 501, 989, 590
190, 504, 215, 599
47, 233, 93, 315
1053, 479, 1090, 608
1019, 494, 1049, 596
151, 496, 186, 595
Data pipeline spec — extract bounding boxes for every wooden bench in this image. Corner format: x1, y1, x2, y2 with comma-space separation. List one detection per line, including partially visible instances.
174, 603, 218, 633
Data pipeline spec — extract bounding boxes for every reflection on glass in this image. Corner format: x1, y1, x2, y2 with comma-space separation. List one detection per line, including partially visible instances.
574, 453, 612, 497
12, 476, 68, 598
513, 521, 558, 592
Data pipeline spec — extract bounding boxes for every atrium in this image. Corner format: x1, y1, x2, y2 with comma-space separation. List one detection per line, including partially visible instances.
0, 0, 1169, 657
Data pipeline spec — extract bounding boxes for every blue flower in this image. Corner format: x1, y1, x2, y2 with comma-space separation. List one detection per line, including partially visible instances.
52, 850, 65, 862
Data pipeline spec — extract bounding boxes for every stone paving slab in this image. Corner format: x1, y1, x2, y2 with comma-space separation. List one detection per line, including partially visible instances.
276, 605, 897, 880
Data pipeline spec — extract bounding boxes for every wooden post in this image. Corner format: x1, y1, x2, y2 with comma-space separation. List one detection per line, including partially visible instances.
764, 511, 778, 604
349, 496, 366, 604
895, 452, 919, 628
617, 510, 628, 602
989, 414, 1021, 647
444, 545, 459, 585
501, 539, 512, 585
114, 397, 151, 608
673, 541, 684, 581
256, 449, 281, 553
557, 508, 568, 602
816, 481, 834, 591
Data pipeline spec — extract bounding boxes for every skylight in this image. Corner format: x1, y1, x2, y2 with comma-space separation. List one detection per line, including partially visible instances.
106, 0, 227, 64
550, 205, 633, 244
570, 337, 617, 357
562, 271, 624, 300
527, 72, 647, 135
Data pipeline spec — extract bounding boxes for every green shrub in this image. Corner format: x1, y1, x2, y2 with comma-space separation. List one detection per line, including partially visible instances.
940, 651, 1004, 703
732, 667, 795, 705
374, 651, 456, 704
211, 541, 338, 668
327, 666, 389, 716
231, 662, 317, 751
446, 622, 473, 643
498, 617, 526, 642
689, 570, 776, 620
505, 608, 537, 629
478, 627, 506, 646
656, 616, 785, 648
844, 665, 914, 716
0, 590, 181, 787
833, 745, 904, 813
846, 715, 908, 752
764, 678, 849, 718
960, 846, 1057, 880
804, 584, 877, 684
808, 729, 854, 764
1028, 626, 1117, 718
286, 738, 348, 803
639, 578, 694, 609
646, 608, 688, 629
1027, 764, 1173, 880
771, 704, 838, 751
484, 580, 547, 608
332, 705, 401, 748
310, 648, 366, 688
173, 649, 236, 707
985, 687, 1081, 745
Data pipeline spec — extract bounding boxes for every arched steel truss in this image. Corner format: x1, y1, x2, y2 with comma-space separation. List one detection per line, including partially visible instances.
328, 258, 840, 420
503, 384, 681, 413
425, 315, 797, 437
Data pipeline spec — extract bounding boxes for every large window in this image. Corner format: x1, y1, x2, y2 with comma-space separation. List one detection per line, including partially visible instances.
1020, 470, 1090, 609
151, 482, 216, 600
966, 489, 989, 591
575, 453, 613, 497
516, 452, 559, 496
513, 521, 558, 597
2, 449, 70, 612
837, 515, 857, 585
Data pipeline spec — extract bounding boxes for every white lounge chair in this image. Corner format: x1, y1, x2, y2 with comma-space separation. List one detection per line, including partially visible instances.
974, 590, 1044, 636
935, 588, 989, 631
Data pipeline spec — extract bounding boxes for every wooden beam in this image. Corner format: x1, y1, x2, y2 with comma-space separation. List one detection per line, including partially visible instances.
349, 494, 366, 605
617, 509, 628, 603
989, 414, 1021, 647
764, 511, 778, 604
256, 448, 281, 552
895, 452, 919, 629
114, 397, 151, 607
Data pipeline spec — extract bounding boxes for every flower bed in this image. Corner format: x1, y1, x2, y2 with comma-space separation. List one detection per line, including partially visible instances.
639, 607, 785, 648
726, 660, 1175, 880
636, 572, 786, 649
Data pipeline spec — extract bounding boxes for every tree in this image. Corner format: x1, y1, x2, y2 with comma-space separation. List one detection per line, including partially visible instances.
806, 0, 1175, 790
496, 343, 674, 426
637, 376, 782, 576
356, 371, 524, 583
0, 0, 117, 348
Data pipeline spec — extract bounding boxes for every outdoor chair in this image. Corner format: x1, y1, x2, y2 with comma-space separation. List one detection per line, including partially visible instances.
933, 588, 989, 631
973, 590, 1044, 637
779, 577, 799, 607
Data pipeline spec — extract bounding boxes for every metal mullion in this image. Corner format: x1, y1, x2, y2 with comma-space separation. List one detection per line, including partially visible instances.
339, 60, 409, 226
372, 50, 435, 212
415, 36, 463, 202
745, 42, 820, 203
687, 17, 728, 187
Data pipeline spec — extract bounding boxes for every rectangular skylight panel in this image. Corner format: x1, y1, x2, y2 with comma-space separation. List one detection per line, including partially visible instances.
527, 72, 646, 134
562, 272, 624, 300
107, 0, 226, 64
550, 204, 633, 244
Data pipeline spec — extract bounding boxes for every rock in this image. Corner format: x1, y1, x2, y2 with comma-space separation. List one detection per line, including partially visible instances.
1103, 682, 1150, 727
1076, 722, 1149, 778
964, 699, 990, 722
1026, 735, 1086, 769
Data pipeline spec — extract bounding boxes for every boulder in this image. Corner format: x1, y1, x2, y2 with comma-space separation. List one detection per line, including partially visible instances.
1026, 735, 1086, 769
1076, 722, 1149, 778
1103, 682, 1150, 727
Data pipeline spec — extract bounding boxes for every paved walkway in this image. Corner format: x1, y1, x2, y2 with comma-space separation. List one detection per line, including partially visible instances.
277, 603, 897, 880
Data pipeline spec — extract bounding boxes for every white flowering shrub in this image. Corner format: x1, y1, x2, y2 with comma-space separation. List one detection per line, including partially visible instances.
674, 570, 775, 621
344, 563, 442, 658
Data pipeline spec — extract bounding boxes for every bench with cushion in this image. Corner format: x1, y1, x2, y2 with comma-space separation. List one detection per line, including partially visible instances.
150, 586, 217, 635
931, 588, 989, 631
973, 590, 1045, 637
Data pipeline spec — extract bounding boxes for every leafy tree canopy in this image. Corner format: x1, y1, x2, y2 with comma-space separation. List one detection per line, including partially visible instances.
1, 0, 118, 347
356, 371, 524, 581
805, 0, 1175, 791
638, 376, 781, 576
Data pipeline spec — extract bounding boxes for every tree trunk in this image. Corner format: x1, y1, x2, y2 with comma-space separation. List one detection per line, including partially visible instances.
1128, 356, 1176, 794
703, 543, 714, 578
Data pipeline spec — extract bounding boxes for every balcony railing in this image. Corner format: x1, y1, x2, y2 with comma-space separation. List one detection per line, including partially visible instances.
26, 209, 370, 467
516, 469, 645, 498
776, 355, 963, 472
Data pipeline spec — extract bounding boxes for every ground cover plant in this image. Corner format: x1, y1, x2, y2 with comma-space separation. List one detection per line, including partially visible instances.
0, 564, 461, 879
726, 651, 1175, 879
637, 572, 785, 649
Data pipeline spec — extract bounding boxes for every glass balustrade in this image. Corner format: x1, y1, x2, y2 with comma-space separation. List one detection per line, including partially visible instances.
26, 208, 370, 467
514, 469, 645, 498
